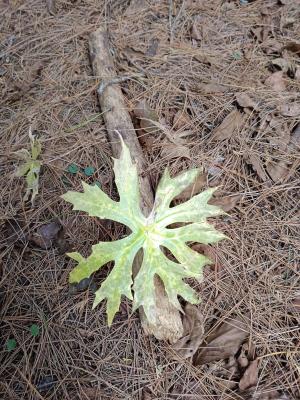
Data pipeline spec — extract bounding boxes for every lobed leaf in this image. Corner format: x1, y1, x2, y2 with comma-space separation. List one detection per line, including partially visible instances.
63, 140, 226, 325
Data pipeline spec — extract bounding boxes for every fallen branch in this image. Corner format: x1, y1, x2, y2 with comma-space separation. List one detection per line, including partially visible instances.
88, 29, 183, 342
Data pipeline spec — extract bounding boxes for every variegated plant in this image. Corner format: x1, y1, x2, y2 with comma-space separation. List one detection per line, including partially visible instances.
62, 140, 226, 325
14, 129, 42, 205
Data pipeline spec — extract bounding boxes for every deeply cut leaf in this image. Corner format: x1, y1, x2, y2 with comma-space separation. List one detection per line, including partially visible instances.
62, 139, 226, 325
14, 129, 42, 205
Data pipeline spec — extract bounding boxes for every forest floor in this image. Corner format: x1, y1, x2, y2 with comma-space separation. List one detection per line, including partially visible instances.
0, 0, 299, 399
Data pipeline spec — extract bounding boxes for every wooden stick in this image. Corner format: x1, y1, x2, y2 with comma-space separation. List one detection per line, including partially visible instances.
89, 29, 183, 342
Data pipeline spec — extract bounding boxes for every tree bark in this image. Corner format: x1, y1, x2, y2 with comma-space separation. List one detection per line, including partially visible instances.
89, 29, 183, 342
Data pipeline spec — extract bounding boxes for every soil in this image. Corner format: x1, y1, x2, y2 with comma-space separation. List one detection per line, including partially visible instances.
0, 0, 299, 399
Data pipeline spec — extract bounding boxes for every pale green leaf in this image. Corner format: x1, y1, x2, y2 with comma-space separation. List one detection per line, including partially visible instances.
15, 162, 31, 177
14, 132, 42, 205
63, 140, 226, 325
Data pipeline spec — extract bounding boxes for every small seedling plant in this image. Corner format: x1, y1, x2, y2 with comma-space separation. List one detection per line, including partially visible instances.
63, 140, 226, 325
14, 129, 42, 204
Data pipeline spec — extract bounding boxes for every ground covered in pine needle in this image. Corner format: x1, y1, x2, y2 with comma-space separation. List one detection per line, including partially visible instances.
1, 0, 299, 399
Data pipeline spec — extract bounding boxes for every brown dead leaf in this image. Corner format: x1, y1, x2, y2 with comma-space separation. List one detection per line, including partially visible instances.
265, 71, 286, 92
235, 93, 257, 110
171, 304, 204, 360
2, 62, 44, 105
173, 110, 192, 130
244, 153, 269, 181
192, 243, 221, 272
261, 39, 282, 55
239, 359, 258, 391
194, 316, 249, 365
134, 100, 160, 135
237, 344, 249, 368
279, 103, 300, 117
145, 38, 159, 57
194, 245, 218, 270
30, 220, 65, 250
209, 194, 242, 212
161, 140, 191, 160
289, 123, 300, 149
284, 41, 300, 54
191, 16, 202, 41
174, 172, 207, 201
210, 109, 244, 141
193, 52, 216, 65
198, 82, 227, 94
266, 160, 289, 183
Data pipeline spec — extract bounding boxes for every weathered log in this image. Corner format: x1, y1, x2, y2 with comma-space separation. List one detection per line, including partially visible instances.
89, 29, 183, 342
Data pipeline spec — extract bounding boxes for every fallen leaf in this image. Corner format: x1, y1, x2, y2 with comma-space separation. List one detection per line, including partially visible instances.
267, 118, 290, 150
279, 103, 300, 117
134, 100, 160, 135
171, 304, 204, 360
266, 160, 289, 182
174, 172, 207, 201
194, 316, 249, 365
193, 53, 216, 65
244, 153, 269, 181
173, 110, 192, 130
146, 38, 159, 57
160, 141, 191, 160
239, 359, 258, 391
30, 220, 65, 250
210, 109, 244, 141
235, 93, 257, 109
284, 41, 300, 54
209, 194, 242, 212
261, 39, 282, 55
295, 67, 300, 81
237, 344, 249, 368
192, 243, 221, 272
191, 16, 203, 40
46, 0, 56, 15
289, 123, 300, 149
271, 58, 292, 73
265, 71, 286, 92
198, 82, 227, 94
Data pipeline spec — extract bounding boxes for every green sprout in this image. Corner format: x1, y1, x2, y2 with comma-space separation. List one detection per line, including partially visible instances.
14, 129, 42, 205
6, 338, 17, 351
